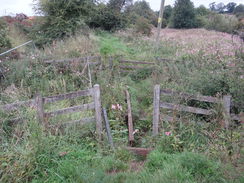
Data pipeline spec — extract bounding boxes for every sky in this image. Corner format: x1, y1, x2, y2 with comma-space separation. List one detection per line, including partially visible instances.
0, 0, 243, 16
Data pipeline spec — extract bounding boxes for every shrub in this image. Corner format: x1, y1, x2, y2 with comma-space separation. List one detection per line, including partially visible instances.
134, 16, 152, 36
0, 19, 11, 53
87, 4, 126, 31
32, 0, 93, 47
205, 14, 239, 33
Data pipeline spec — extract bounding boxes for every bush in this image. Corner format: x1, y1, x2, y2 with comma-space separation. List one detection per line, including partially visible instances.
134, 16, 152, 36
88, 4, 126, 31
0, 19, 11, 53
32, 0, 93, 47
205, 14, 239, 33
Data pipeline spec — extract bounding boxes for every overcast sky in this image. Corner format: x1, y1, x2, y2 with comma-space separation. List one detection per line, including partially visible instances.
0, 0, 243, 16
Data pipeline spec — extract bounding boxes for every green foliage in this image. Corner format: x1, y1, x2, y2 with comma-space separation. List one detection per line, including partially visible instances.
234, 4, 244, 15
163, 5, 173, 24
146, 151, 227, 183
88, 4, 126, 31
127, 0, 157, 26
205, 13, 239, 33
172, 0, 197, 28
0, 18, 11, 53
134, 16, 152, 36
32, 0, 93, 46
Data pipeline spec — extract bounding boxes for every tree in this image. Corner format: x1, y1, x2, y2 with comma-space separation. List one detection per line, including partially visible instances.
171, 0, 196, 28
209, 2, 217, 12
163, 5, 173, 23
215, 3, 225, 13
195, 5, 210, 16
234, 4, 244, 14
127, 0, 157, 26
33, 0, 94, 46
226, 2, 237, 13
88, 3, 126, 31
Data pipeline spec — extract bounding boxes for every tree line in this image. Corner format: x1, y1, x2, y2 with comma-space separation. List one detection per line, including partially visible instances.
1, 0, 244, 48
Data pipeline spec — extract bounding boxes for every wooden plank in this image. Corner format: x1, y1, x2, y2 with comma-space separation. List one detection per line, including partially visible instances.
119, 60, 155, 65
223, 95, 231, 128
160, 89, 220, 103
125, 89, 134, 144
153, 85, 160, 136
45, 102, 95, 117
93, 84, 103, 141
43, 89, 93, 104
62, 117, 95, 126
44, 56, 101, 64
103, 108, 114, 149
0, 99, 35, 111
160, 102, 212, 115
119, 65, 144, 70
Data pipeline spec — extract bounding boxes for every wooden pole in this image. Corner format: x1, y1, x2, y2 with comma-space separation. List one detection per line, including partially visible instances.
87, 57, 92, 88
223, 95, 231, 129
125, 89, 134, 145
156, 0, 165, 44
153, 85, 160, 136
36, 93, 45, 127
93, 84, 102, 141
103, 107, 114, 149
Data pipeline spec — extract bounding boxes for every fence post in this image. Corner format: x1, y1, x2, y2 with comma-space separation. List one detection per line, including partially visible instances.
153, 85, 160, 136
223, 95, 231, 129
93, 84, 102, 141
125, 89, 135, 145
36, 93, 45, 127
103, 107, 114, 149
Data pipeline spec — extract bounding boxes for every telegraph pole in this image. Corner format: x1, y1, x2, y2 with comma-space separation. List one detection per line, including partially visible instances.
156, 0, 165, 44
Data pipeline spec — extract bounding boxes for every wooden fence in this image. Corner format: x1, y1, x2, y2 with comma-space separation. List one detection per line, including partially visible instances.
152, 85, 240, 136
44, 56, 102, 87
0, 84, 103, 140
117, 59, 155, 73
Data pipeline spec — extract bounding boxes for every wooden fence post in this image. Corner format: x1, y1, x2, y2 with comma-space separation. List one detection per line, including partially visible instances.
103, 107, 114, 149
223, 95, 231, 129
93, 84, 102, 141
125, 89, 135, 145
153, 85, 160, 136
36, 93, 45, 127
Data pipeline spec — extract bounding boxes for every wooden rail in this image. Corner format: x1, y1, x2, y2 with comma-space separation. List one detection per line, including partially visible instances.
153, 85, 239, 136
160, 102, 212, 115
117, 59, 155, 73
160, 89, 220, 103
44, 56, 101, 65
0, 85, 103, 140
43, 88, 93, 103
